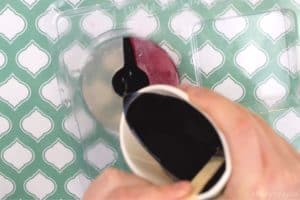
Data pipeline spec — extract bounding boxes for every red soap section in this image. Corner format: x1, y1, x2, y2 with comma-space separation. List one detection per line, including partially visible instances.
130, 38, 180, 86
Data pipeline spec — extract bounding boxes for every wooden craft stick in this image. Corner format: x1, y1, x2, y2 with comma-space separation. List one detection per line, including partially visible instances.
187, 156, 225, 200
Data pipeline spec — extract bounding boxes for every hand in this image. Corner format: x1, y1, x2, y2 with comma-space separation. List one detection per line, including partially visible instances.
83, 168, 192, 200
84, 85, 300, 200
180, 85, 300, 199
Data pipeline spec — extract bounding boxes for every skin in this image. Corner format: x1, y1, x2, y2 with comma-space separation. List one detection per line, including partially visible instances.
84, 85, 300, 200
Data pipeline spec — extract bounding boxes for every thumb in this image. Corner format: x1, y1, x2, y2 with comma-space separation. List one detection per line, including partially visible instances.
157, 181, 192, 199
119, 181, 192, 200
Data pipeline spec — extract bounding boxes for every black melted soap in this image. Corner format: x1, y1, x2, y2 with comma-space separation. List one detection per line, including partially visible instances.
112, 37, 149, 97
125, 93, 225, 191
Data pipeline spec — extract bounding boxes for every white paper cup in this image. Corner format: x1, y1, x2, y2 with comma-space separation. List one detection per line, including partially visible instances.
120, 85, 232, 200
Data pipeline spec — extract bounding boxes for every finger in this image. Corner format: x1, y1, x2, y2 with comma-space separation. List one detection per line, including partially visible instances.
111, 181, 192, 200
84, 168, 147, 200
253, 113, 298, 155
179, 85, 278, 176
157, 182, 192, 199
252, 114, 300, 166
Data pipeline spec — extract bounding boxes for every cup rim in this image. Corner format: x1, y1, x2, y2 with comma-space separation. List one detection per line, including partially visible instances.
120, 85, 232, 199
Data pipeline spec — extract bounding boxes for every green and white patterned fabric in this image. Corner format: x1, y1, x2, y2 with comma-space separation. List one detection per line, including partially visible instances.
0, 0, 300, 199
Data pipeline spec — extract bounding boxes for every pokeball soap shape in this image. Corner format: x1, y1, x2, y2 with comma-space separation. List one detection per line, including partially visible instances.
81, 36, 180, 133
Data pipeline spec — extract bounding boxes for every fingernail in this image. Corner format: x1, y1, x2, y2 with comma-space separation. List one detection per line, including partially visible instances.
172, 181, 192, 198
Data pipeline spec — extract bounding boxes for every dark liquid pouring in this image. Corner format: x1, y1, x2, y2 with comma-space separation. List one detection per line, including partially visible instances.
112, 37, 150, 97
125, 93, 225, 192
